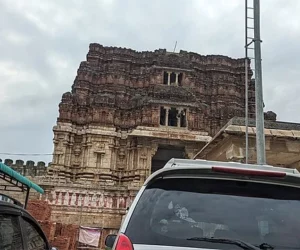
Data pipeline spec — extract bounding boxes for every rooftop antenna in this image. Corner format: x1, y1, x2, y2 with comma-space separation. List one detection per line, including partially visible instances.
173, 41, 177, 52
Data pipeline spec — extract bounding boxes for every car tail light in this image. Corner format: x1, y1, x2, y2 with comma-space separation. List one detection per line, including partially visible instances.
115, 233, 134, 250
212, 166, 286, 177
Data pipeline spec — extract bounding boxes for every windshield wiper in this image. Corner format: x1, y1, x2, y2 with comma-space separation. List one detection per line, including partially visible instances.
187, 237, 260, 250
257, 243, 274, 250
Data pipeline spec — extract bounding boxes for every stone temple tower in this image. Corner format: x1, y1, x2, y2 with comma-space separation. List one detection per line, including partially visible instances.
46, 43, 256, 227
49, 43, 255, 186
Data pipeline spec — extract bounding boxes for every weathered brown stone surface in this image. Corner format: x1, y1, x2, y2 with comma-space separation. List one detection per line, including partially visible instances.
58, 43, 256, 135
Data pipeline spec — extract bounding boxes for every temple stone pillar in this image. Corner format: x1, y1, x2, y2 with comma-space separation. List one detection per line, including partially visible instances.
167, 72, 171, 85
175, 73, 179, 85
165, 107, 169, 126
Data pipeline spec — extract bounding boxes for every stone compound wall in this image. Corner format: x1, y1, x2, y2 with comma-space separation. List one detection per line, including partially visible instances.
40, 183, 136, 227
0, 159, 49, 206
0, 159, 49, 177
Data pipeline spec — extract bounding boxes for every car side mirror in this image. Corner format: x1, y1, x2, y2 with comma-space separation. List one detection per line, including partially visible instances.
105, 234, 117, 248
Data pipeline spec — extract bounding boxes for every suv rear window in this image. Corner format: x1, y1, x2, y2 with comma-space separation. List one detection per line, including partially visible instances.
125, 178, 300, 249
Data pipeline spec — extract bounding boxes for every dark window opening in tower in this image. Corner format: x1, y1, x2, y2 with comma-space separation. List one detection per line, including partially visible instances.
168, 107, 178, 126
178, 73, 183, 86
163, 72, 168, 85
160, 107, 188, 128
180, 109, 187, 127
170, 73, 176, 85
160, 107, 166, 125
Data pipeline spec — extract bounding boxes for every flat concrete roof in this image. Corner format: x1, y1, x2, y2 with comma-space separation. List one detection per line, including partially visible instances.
228, 117, 300, 131
194, 117, 300, 159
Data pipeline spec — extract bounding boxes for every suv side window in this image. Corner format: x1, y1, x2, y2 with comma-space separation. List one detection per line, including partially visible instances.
0, 214, 23, 250
21, 217, 47, 250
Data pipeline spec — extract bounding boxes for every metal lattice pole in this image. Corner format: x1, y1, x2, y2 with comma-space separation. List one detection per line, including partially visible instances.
245, 0, 249, 164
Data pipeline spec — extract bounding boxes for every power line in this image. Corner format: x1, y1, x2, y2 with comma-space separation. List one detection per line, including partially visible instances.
0, 153, 53, 156
0, 152, 101, 157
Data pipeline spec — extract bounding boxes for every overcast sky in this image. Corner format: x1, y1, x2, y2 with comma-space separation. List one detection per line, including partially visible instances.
0, 0, 299, 164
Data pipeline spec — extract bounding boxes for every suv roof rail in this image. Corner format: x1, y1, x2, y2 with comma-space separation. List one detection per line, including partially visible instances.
164, 158, 300, 175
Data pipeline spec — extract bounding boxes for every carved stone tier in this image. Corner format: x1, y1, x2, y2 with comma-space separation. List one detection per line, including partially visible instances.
48, 122, 210, 186
57, 43, 263, 137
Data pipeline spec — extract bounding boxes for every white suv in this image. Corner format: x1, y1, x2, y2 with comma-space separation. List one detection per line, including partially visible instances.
105, 159, 300, 250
